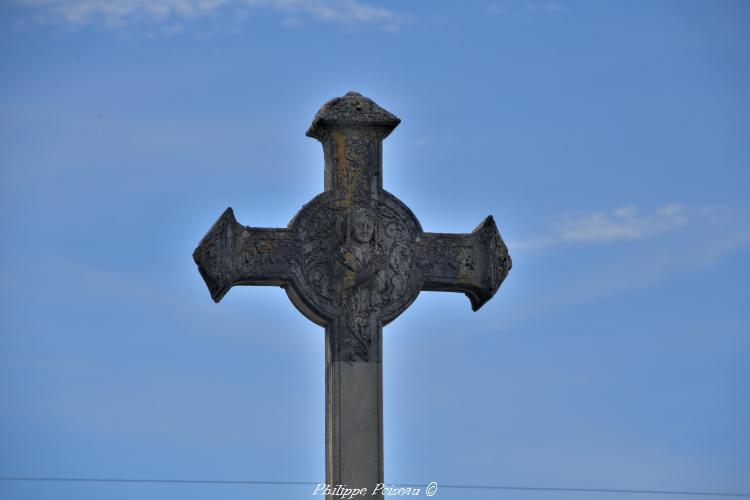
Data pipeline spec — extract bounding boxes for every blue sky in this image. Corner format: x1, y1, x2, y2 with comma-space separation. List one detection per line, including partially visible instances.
1, 1, 749, 499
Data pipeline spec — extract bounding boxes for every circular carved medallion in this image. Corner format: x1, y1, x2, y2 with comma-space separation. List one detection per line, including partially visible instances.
291, 191, 422, 325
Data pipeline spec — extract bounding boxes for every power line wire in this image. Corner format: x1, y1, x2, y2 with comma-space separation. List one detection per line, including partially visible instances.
1, 477, 748, 497
400, 482, 750, 497
0, 477, 312, 486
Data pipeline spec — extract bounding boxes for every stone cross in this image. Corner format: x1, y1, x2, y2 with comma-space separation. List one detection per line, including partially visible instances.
193, 92, 511, 499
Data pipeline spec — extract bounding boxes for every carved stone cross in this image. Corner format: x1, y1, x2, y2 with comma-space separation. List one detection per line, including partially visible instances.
193, 92, 511, 499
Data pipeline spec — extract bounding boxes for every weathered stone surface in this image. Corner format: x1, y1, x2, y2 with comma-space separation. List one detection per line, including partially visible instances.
307, 91, 400, 140
193, 92, 511, 500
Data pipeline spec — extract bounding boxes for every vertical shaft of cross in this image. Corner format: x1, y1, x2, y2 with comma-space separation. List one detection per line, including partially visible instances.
307, 92, 401, 499
325, 318, 383, 499
319, 128, 382, 198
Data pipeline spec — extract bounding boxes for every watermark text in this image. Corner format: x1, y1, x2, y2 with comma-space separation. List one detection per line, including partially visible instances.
312, 482, 438, 497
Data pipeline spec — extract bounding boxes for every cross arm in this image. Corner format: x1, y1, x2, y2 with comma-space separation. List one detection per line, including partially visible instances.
193, 208, 299, 302
418, 216, 512, 311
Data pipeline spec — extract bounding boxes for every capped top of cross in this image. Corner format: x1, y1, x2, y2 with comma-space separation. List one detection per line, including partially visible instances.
306, 91, 401, 140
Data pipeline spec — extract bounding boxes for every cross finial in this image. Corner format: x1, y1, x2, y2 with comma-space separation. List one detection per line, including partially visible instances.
306, 91, 401, 140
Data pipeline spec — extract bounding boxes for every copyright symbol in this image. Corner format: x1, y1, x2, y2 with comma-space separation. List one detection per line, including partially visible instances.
426, 481, 438, 496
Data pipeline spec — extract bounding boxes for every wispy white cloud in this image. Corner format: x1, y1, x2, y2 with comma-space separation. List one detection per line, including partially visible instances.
500, 203, 750, 321
19, 0, 230, 26
16, 0, 402, 31
560, 203, 688, 242
515, 203, 690, 250
260, 0, 398, 27
512, 226, 750, 320
489, 1, 565, 16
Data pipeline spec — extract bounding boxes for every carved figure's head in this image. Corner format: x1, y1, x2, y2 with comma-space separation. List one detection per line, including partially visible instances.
350, 207, 375, 244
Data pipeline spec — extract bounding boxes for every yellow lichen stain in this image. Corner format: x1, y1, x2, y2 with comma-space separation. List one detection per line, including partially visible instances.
342, 270, 356, 298
456, 249, 476, 287
259, 240, 275, 252
332, 129, 361, 204
457, 270, 473, 287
